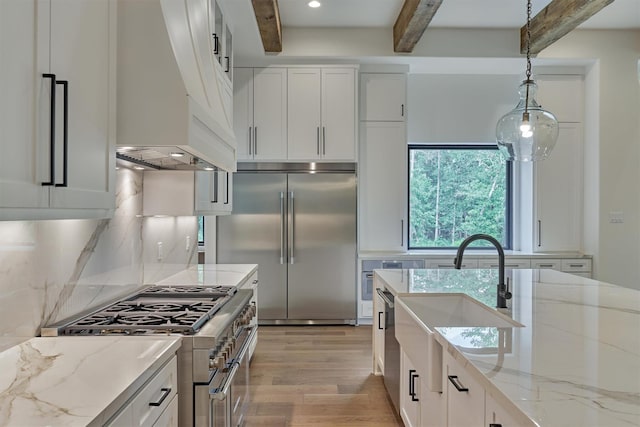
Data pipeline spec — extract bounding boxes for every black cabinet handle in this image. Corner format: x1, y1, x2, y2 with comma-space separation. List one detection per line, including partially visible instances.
42, 74, 56, 186
225, 56, 230, 73
224, 172, 229, 205
148, 387, 171, 407
401, 103, 404, 117
409, 369, 419, 401
212, 33, 219, 55
377, 312, 383, 330
212, 171, 218, 203
489, 424, 502, 427
55, 80, 68, 187
448, 375, 469, 392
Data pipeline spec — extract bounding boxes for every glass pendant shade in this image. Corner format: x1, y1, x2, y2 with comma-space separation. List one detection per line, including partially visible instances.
496, 80, 559, 162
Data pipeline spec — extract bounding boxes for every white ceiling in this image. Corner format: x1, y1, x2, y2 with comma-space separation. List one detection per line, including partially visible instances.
277, 0, 640, 29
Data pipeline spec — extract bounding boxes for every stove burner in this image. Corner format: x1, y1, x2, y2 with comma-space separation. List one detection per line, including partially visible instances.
103, 300, 217, 314
140, 285, 236, 297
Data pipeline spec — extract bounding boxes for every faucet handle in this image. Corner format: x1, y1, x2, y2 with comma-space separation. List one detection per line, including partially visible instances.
504, 277, 513, 300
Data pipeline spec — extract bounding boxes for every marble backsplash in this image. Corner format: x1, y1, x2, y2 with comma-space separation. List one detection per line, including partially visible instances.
0, 169, 199, 338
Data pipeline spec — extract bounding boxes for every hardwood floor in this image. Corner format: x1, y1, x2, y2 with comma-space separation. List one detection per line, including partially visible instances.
245, 325, 403, 427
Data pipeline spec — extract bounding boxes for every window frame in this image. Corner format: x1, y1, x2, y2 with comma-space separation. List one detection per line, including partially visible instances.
407, 143, 513, 250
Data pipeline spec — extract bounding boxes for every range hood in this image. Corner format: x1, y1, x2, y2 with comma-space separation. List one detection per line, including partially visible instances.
116, 0, 236, 172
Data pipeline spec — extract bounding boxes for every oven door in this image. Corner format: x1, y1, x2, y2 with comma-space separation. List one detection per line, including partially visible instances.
195, 326, 257, 427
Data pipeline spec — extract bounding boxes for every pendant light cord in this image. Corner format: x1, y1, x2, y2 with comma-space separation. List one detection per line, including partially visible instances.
524, 0, 532, 116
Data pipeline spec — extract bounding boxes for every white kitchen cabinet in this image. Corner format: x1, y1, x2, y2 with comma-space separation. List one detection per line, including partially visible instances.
533, 123, 583, 252
485, 392, 522, 427
425, 257, 478, 269
143, 170, 232, 216
360, 73, 406, 121
233, 68, 287, 161
372, 276, 385, 375
0, 0, 115, 220
359, 122, 407, 251
477, 259, 531, 269
400, 349, 421, 427
445, 352, 485, 427
106, 356, 178, 427
287, 67, 356, 161
195, 170, 233, 215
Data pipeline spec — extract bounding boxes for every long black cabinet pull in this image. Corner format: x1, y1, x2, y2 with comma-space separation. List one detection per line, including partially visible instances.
448, 375, 469, 392
489, 424, 503, 427
224, 172, 229, 205
148, 387, 171, 407
225, 56, 230, 73
42, 74, 56, 186
212, 33, 219, 55
409, 369, 419, 401
212, 171, 219, 203
55, 80, 68, 187
377, 312, 383, 330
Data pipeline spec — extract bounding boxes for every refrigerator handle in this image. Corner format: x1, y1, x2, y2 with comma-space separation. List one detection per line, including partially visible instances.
280, 192, 285, 264
289, 191, 295, 265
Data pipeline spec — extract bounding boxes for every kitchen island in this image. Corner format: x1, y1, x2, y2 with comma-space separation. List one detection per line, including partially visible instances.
374, 268, 640, 426
0, 336, 181, 426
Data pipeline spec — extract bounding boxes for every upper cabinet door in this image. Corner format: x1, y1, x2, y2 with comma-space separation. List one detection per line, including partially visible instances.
321, 68, 356, 161
48, 0, 115, 210
252, 68, 287, 160
0, 0, 49, 210
360, 73, 406, 121
233, 68, 254, 160
287, 68, 322, 160
186, 0, 218, 112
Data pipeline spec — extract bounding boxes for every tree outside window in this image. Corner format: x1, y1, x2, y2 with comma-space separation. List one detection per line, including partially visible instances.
408, 145, 511, 249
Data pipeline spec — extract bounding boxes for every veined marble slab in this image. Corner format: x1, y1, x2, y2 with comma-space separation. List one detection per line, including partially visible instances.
379, 268, 640, 427
156, 264, 258, 287
0, 336, 181, 426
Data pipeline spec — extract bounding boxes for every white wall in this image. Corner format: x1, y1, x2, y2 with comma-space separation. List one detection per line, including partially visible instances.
408, 74, 521, 143
540, 30, 640, 288
0, 169, 199, 338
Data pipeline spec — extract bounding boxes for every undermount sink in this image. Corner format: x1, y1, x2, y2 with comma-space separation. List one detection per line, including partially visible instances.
395, 293, 523, 392
399, 294, 523, 328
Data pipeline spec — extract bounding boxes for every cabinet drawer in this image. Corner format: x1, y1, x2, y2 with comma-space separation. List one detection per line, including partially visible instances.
561, 259, 592, 272
531, 259, 561, 270
445, 353, 484, 427
153, 394, 178, 427
477, 259, 531, 269
107, 356, 178, 427
425, 258, 478, 269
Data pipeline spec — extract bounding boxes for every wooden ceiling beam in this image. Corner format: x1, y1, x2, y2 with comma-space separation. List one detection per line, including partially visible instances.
251, 0, 282, 53
393, 0, 443, 53
522, 0, 615, 54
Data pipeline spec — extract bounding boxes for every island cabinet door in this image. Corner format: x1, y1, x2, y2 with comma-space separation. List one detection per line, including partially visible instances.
445, 352, 485, 427
485, 392, 532, 427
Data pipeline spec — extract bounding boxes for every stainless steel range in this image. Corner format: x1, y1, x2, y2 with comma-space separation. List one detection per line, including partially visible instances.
41, 284, 257, 427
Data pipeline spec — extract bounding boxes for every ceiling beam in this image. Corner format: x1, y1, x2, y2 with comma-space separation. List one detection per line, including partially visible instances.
251, 0, 282, 53
522, 0, 615, 54
393, 0, 443, 53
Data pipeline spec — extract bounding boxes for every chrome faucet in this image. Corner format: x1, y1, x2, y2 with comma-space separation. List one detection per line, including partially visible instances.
454, 234, 512, 309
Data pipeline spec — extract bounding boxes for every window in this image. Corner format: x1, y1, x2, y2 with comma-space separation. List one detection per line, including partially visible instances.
408, 144, 511, 249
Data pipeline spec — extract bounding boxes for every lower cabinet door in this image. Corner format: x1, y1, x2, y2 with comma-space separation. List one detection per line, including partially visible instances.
445, 353, 484, 427
485, 392, 528, 427
420, 371, 445, 427
153, 394, 178, 427
400, 349, 420, 427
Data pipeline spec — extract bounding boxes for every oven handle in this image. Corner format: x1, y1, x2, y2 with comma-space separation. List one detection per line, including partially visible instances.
210, 326, 257, 400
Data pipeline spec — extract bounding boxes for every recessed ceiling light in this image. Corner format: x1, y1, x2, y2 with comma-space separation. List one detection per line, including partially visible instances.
308, 1, 321, 8
170, 152, 185, 157
134, 166, 145, 170
204, 167, 215, 171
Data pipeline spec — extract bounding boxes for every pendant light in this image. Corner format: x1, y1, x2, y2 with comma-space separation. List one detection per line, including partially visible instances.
496, 0, 559, 162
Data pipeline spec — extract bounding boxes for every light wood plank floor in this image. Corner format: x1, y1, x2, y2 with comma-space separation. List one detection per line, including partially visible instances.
245, 325, 403, 427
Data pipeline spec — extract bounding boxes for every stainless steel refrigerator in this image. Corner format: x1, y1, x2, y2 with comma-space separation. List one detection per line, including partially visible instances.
217, 163, 357, 323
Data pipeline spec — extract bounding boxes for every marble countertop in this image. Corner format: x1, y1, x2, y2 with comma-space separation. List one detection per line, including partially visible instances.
0, 336, 181, 426
376, 268, 640, 426
156, 263, 258, 287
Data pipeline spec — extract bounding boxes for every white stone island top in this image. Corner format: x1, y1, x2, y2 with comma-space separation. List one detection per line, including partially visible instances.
376, 268, 640, 426
156, 263, 258, 287
0, 336, 181, 426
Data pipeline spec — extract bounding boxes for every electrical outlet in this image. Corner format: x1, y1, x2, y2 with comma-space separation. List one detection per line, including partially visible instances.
609, 212, 624, 224
157, 241, 163, 260
186, 235, 191, 251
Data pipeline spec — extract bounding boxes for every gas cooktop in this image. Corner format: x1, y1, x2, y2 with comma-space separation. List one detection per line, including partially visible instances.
44, 284, 238, 336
